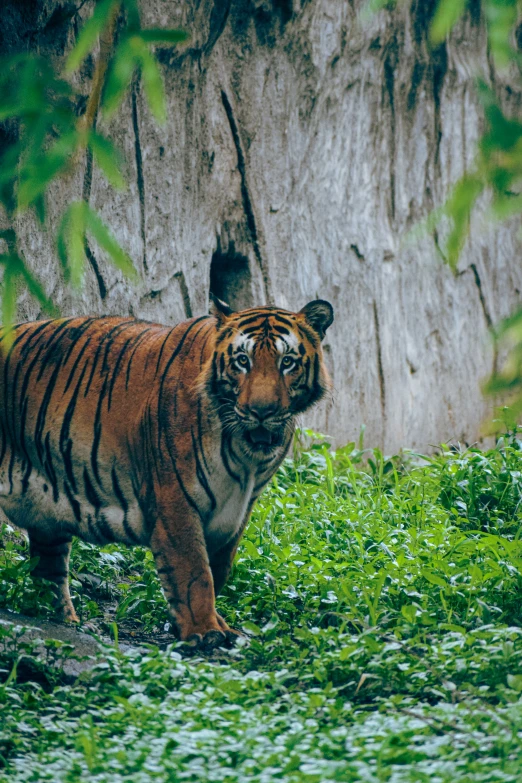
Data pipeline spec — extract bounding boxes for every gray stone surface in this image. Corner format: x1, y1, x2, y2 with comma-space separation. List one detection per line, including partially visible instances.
0, 608, 108, 681
2, 0, 521, 451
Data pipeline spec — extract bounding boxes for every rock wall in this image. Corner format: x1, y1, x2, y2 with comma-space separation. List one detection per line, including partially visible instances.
2, 0, 522, 451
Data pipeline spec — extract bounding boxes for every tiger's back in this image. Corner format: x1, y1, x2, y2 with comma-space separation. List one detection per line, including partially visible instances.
0, 301, 333, 646
0, 316, 186, 546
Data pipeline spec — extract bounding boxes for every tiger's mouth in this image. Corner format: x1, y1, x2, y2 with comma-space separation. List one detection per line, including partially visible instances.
244, 425, 284, 451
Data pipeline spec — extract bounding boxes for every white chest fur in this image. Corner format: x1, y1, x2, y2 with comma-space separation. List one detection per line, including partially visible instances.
205, 472, 255, 550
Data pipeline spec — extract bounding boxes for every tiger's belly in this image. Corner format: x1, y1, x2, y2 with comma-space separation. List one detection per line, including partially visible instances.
0, 454, 145, 545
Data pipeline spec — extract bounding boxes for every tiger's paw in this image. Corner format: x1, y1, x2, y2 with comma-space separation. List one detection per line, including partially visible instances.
57, 603, 79, 624
216, 614, 244, 642
185, 629, 228, 651
185, 623, 242, 651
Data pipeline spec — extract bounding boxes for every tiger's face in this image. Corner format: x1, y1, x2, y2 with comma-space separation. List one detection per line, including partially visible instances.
205, 299, 334, 457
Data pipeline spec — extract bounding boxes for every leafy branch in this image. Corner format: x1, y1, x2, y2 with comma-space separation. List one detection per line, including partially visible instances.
0, 0, 188, 337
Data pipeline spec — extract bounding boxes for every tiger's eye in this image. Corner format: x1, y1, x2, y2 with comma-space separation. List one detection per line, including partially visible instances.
236, 354, 250, 368
281, 356, 295, 370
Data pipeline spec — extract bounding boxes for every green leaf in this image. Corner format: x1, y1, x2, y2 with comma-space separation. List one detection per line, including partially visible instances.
507, 674, 522, 692
57, 201, 88, 288
18, 264, 58, 317
102, 38, 137, 118
33, 194, 46, 225
137, 43, 166, 124
89, 132, 127, 190
241, 539, 260, 559
122, 0, 141, 31
17, 132, 80, 211
485, 0, 518, 68
430, 0, 467, 44
137, 29, 189, 45
421, 569, 447, 588
66, 0, 120, 73
0, 257, 17, 340
84, 204, 137, 280
241, 621, 261, 636
400, 604, 417, 623
444, 174, 484, 270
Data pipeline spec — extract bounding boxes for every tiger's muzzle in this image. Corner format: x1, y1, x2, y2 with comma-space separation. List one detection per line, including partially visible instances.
235, 404, 289, 453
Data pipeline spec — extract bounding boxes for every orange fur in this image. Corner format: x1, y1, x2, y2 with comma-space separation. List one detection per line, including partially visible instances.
0, 300, 333, 647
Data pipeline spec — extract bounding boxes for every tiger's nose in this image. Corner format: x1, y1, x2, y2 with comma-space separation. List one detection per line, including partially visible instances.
246, 402, 280, 422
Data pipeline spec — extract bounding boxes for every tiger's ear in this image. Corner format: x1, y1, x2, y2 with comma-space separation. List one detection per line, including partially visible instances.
209, 293, 234, 326
298, 300, 334, 340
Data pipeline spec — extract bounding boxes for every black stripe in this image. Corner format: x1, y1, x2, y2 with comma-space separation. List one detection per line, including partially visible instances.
83, 321, 133, 398
101, 322, 136, 375
111, 465, 128, 512
63, 338, 92, 395
197, 401, 211, 474
59, 359, 90, 494
91, 373, 109, 487
63, 478, 81, 522
0, 321, 37, 347
15, 329, 59, 482
111, 466, 141, 544
7, 448, 16, 494
86, 513, 104, 544
34, 355, 65, 469
125, 328, 154, 389
20, 398, 32, 494
195, 328, 215, 476
36, 319, 77, 381
191, 428, 216, 514
271, 314, 295, 327
107, 335, 135, 410
17, 333, 51, 412
154, 329, 174, 376
83, 468, 102, 510
311, 353, 322, 399
304, 356, 311, 386
162, 436, 204, 521
220, 436, 241, 484
60, 318, 96, 370
44, 431, 59, 503
234, 314, 265, 328
2, 324, 42, 444
156, 318, 208, 448
297, 322, 319, 347
10, 326, 50, 434
97, 511, 117, 543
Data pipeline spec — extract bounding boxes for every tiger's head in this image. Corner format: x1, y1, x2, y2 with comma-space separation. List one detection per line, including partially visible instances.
204, 298, 334, 458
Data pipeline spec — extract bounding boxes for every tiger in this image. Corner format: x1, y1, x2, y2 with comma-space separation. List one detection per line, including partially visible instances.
0, 297, 333, 648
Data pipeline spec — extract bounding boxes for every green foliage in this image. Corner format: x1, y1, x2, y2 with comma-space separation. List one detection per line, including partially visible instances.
1, 434, 522, 779
0, 0, 187, 329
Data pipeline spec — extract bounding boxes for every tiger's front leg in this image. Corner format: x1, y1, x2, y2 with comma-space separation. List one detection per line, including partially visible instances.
150, 509, 239, 649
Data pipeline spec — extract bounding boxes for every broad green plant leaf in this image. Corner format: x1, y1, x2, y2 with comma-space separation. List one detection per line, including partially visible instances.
138, 44, 167, 124
57, 201, 136, 287
84, 203, 137, 280
89, 132, 127, 190
102, 37, 137, 117
430, 0, 467, 44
